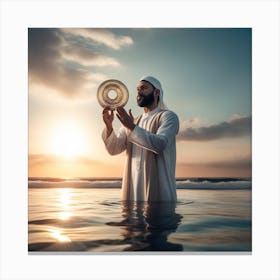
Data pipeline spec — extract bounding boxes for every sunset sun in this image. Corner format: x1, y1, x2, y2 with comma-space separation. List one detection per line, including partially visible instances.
50, 121, 88, 158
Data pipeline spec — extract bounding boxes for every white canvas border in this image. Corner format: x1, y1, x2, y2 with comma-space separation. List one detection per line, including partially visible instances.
1, 0, 279, 280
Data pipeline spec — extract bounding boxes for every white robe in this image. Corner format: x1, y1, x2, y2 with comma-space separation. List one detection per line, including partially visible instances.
102, 107, 179, 201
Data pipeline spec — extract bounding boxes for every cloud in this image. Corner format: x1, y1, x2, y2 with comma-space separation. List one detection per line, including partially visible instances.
28, 153, 124, 177
61, 44, 120, 67
28, 28, 132, 99
176, 156, 252, 177
179, 117, 206, 131
177, 115, 251, 141
28, 154, 102, 166
198, 158, 251, 169
61, 28, 134, 50
179, 156, 251, 169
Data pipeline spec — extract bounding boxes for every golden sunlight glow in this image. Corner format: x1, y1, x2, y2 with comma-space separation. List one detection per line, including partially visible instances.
58, 189, 73, 220
49, 228, 71, 242
50, 120, 88, 158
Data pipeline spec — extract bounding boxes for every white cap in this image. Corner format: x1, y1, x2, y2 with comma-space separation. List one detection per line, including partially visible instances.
139, 75, 167, 110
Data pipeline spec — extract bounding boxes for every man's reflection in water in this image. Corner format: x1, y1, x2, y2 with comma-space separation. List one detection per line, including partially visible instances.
119, 201, 183, 251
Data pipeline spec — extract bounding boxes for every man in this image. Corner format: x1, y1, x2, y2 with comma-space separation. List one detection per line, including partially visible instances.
102, 76, 179, 202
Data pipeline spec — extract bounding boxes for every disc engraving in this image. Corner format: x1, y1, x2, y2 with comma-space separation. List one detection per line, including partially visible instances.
97, 79, 129, 109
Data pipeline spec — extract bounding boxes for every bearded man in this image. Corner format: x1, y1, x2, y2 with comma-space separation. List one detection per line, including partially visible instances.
102, 76, 179, 202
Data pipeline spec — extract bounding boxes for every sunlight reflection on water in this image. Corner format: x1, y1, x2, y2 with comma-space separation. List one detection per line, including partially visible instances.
58, 189, 73, 220
49, 228, 71, 242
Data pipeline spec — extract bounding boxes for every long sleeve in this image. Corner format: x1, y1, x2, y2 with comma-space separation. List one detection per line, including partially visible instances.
128, 111, 179, 154
102, 126, 127, 155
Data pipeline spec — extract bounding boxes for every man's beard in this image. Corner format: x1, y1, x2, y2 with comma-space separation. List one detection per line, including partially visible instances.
137, 89, 155, 107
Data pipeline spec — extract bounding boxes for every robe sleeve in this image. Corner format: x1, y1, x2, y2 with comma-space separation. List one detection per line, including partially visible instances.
128, 111, 179, 154
102, 126, 127, 155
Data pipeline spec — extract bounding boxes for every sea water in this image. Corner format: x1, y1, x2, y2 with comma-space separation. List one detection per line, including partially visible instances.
28, 178, 251, 252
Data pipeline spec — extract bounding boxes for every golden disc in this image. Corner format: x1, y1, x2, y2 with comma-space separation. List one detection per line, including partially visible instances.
97, 79, 129, 109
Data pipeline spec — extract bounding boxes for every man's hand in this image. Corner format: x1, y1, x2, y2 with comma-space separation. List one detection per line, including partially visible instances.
116, 107, 135, 131
102, 107, 114, 137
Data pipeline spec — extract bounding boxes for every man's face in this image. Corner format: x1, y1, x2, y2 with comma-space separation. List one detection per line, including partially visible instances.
136, 81, 156, 107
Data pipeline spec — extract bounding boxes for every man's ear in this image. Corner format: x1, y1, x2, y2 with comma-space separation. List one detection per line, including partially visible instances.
154, 88, 160, 97
154, 89, 160, 103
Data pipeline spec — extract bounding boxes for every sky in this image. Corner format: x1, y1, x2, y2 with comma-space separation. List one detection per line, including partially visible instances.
28, 28, 252, 178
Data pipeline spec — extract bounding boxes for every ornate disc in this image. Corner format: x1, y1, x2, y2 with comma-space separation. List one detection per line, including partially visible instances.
97, 79, 129, 109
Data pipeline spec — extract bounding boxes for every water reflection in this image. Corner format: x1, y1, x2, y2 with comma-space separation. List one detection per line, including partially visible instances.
48, 189, 73, 244
49, 228, 71, 242
58, 188, 73, 221
108, 201, 183, 251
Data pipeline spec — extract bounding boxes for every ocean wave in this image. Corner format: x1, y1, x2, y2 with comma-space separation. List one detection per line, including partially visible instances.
28, 178, 251, 190
176, 179, 251, 190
